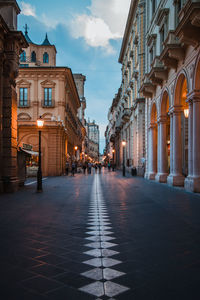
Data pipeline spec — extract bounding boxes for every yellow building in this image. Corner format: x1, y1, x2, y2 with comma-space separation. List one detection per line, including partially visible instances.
17, 27, 85, 176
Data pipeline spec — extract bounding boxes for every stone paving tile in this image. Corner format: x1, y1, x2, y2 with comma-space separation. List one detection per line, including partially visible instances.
1, 173, 200, 299
20, 275, 64, 294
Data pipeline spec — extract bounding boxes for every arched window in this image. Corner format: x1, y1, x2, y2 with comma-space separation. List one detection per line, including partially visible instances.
20, 51, 26, 62
43, 52, 49, 63
31, 51, 36, 62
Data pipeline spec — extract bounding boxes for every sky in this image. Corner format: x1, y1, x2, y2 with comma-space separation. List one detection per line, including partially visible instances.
18, 0, 131, 153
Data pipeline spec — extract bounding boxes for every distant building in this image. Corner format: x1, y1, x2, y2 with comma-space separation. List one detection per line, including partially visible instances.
73, 74, 87, 156
17, 27, 85, 176
86, 120, 100, 161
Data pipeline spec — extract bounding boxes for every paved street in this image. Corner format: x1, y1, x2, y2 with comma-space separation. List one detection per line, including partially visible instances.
0, 170, 200, 299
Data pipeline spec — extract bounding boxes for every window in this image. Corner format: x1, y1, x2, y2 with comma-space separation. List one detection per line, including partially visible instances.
20, 51, 26, 62
19, 88, 28, 106
43, 52, 49, 63
44, 88, 52, 106
150, 47, 154, 65
31, 51, 36, 62
152, 0, 156, 16
160, 26, 165, 52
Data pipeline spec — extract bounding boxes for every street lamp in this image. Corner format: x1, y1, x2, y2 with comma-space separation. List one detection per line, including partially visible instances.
74, 146, 78, 160
37, 116, 44, 192
122, 140, 126, 177
184, 108, 189, 118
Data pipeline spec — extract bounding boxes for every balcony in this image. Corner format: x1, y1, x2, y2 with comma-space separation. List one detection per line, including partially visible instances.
160, 31, 185, 69
139, 74, 156, 98
122, 108, 132, 123
175, 1, 200, 47
148, 57, 168, 86
18, 99, 30, 108
42, 99, 55, 108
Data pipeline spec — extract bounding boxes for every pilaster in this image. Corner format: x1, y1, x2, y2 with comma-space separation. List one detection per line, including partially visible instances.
155, 115, 168, 183
185, 91, 200, 192
167, 105, 185, 186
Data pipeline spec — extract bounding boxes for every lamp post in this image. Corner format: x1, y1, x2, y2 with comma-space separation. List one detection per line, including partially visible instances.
122, 140, 126, 177
37, 116, 44, 192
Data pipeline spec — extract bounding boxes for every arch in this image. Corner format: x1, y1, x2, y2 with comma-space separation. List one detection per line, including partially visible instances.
160, 88, 171, 116
151, 102, 157, 124
18, 113, 31, 120
43, 52, 49, 63
174, 70, 190, 106
31, 51, 36, 62
20, 51, 26, 62
194, 51, 200, 90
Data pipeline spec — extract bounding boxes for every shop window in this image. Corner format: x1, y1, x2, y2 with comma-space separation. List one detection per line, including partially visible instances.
43, 52, 49, 63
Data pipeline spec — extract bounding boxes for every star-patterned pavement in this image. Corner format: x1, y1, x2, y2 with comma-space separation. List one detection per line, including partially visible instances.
79, 174, 129, 299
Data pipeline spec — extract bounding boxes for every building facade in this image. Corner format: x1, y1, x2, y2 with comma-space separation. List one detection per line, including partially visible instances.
141, 0, 200, 192
86, 120, 100, 161
0, 0, 27, 192
106, 0, 200, 193
106, 0, 146, 175
17, 30, 85, 176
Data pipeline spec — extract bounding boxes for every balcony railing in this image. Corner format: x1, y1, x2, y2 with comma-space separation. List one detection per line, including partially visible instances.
175, 0, 200, 46
18, 99, 30, 108
160, 31, 184, 69
42, 99, 55, 108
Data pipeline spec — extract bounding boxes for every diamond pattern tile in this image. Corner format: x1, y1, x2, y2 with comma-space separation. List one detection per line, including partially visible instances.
79, 281, 104, 297
104, 281, 129, 297
83, 258, 102, 267
81, 268, 103, 280
103, 268, 125, 280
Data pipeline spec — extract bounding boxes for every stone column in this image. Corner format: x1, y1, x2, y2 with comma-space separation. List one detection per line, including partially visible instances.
167, 106, 185, 186
185, 92, 200, 192
185, 100, 193, 190
156, 116, 168, 182
147, 123, 157, 180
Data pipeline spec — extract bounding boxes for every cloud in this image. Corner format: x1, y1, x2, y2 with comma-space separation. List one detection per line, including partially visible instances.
70, 14, 120, 54
20, 1, 36, 17
70, 0, 131, 54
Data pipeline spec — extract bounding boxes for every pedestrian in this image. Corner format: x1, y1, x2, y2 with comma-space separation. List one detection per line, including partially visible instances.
71, 162, 75, 176
65, 161, 69, 176
98, 163, 102, 174
112, 162, 115, 172
95, 164, 98, 173
88, 162, 92, 174
108, 162, 111, 172
82, 163, 87, 174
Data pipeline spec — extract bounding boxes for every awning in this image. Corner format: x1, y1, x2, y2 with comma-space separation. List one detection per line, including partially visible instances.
21, 148, 39, 156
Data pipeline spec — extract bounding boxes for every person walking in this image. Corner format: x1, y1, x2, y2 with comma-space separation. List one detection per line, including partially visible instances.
108, 162, 111, 172
82, 163, 87, 174
88, 162, 92, 174
71, 162, 75, 176
65, 161, 69, 176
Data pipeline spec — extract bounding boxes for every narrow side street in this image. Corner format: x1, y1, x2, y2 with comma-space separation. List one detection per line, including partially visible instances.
0, 171, 200, 299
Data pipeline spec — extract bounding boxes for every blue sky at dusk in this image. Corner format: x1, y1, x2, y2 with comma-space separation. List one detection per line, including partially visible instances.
18, 0, 131, 153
